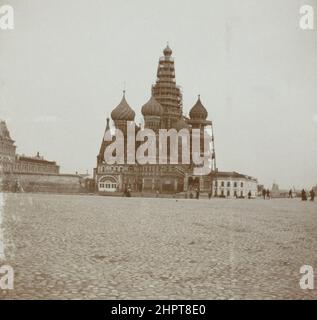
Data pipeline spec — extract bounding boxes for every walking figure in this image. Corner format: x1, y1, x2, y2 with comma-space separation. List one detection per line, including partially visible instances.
14, 181, 23, 193
288, 189, 293, 198
262, 189, 266, 199
301, 189, 307, 201
248, 191, 251, 199
266, 189, 270, 199
310, 189, 315, 202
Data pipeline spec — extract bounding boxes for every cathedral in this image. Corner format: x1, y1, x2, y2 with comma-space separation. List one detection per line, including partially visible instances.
94, 45, 217, 194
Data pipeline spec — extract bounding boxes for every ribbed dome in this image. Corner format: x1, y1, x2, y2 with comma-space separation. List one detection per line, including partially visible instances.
141, 96, 163, 117
111, 93, 135, 121
189, 96, 208, 120
174, 118, 190, 131
163, 44, 172, 57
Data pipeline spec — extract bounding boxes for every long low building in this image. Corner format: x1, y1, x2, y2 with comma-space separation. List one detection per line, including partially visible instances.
0, 120, 59, 175
0, 120, 85, 193
211, 171, 258, 198
1, 172, 85, 193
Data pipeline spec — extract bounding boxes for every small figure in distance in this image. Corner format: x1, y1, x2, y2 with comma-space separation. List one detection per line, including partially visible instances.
262, 188, 266, 200
288, 189, 293, 198
195, 188, 200, 200
248, 191, 251, 199
310, 189, 315, 202
301, 189, 307, 201
266, 189, 271, 200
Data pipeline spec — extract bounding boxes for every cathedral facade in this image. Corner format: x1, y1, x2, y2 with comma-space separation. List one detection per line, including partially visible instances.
94, 45, 217, 194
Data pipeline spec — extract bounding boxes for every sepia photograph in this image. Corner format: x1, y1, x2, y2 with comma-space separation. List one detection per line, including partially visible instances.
0, 0, 317, 312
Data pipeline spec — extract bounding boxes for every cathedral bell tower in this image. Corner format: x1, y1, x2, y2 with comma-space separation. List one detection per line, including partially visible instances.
152, 45, 183, 130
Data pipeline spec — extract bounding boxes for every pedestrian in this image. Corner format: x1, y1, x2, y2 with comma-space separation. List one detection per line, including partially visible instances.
14, 181, 21, 193
310, 189, 315, 202
262, 189, 266, 199
196, 188, 200, 200
288, 189, 293, 198
301, 189, 307, 201
248, 191, 251, 199
208, 191, 212, 200
266, 189, 270, 199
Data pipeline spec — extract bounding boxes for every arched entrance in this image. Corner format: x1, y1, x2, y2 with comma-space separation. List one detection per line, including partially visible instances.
188, 177, 200, 190
98, 176, 118, 192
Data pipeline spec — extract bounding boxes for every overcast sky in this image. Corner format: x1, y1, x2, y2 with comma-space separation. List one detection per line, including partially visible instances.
0, 0, 316, 189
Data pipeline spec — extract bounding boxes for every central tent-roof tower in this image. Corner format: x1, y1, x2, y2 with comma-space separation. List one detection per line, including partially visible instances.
151, 45, 183, 130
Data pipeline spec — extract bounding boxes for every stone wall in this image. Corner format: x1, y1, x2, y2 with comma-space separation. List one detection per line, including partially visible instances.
0, 172, 86, 194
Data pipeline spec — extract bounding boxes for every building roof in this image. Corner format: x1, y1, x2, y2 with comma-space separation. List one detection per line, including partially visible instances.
212, 171, 257, 181
0, 120, 13, 141
17, 155, 57, 166
141, 95, 163, 117
111, 92, 135, 121
163, 44, 172, 57
189, 96, 208, 120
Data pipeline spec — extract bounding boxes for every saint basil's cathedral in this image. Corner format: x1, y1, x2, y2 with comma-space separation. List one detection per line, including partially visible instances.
94, 45, 218, 194
94, 45, 258, 197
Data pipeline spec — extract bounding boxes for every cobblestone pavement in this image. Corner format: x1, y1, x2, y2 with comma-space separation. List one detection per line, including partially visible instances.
0, 193, 317, 299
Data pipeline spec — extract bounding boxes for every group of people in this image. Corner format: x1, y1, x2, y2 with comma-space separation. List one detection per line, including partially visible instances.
301, 189, 315, 201
262, 189, 271, 199
262, 188, 315, 201
290, 188, 315, 201
123, 186, 315, 201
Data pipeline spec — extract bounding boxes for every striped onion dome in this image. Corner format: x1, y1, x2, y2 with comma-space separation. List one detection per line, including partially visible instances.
141, 95, 163, 117
163, 44, 172, 57
189, 95, 208, 120
111, 92, 135, 121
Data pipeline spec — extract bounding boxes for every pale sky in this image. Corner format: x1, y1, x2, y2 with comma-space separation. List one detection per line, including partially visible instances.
0, 0, 316, 189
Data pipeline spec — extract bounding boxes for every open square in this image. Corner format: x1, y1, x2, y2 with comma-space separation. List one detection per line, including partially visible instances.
1, 193, 316, 299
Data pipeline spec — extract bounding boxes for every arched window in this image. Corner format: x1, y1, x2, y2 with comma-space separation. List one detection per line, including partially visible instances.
99, 176, 117, 192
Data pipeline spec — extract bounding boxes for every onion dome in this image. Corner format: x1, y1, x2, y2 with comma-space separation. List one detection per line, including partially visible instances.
111, 92, 135, 121
141, 95, 163, 117
189, 95, 208, 120
163, 44, 172, 57
174, 118, 190, 131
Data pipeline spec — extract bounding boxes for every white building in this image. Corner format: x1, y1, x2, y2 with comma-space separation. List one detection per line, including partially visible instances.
212, 172, 258, 198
